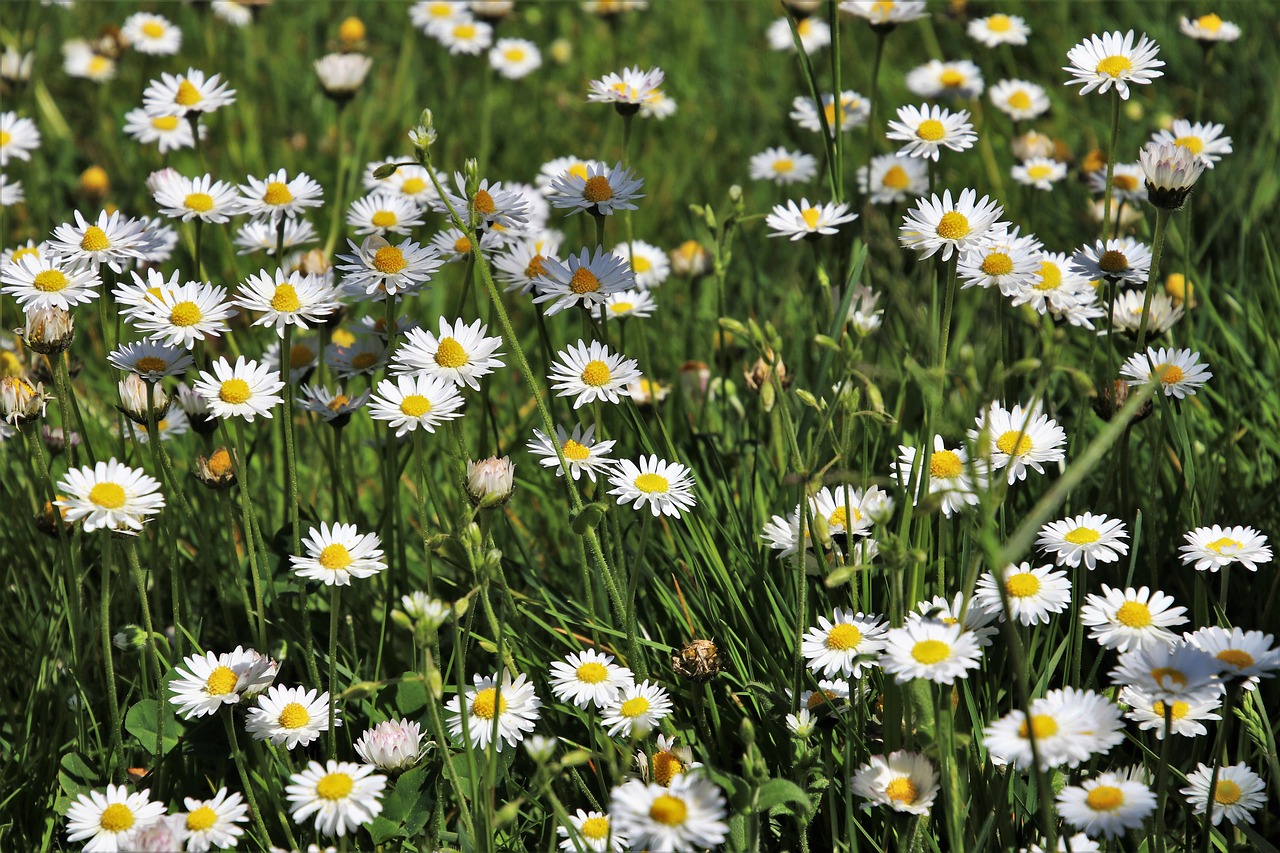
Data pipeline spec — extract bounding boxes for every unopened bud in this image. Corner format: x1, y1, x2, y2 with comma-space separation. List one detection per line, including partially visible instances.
20, 306, 75, 354
466, 456, 515, 508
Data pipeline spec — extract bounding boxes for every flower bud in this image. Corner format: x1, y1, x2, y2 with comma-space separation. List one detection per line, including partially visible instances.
113, 624, 148, 651
337, 16, 366, 49
670, 240, 711, 278
354, 719, 427, 772
314, 52, 372, 102
400, 591, 451, 631
1140, 141, 1205, 211
1, 375, 48, 426
117, 374, 169, 426
466, 455, 515, 507
79, 165, 110, 200
523, 734, 558, 763
20, 306, 75, 354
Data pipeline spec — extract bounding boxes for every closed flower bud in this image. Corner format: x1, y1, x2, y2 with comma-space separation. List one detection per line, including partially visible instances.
113, 624, 148, 651
1141, 141, 1205, 210
354, 718, 427, 772
523, 734, 558, 763
466, 455, 515, 507
314, 52, 372, 101
20, 306, 75, 354
1, 375, 48, 426
117, 374, 168, 426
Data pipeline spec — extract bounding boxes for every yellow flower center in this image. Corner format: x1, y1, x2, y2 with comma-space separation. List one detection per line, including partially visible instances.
503, 47, 526, 62
882, 165, 910, 189
576, 662, 609, 684
1018, 714, 1059, 739
634, 473, 669, 494
0, 131, 10, 147
351, 352, 377, 370
184, 193, 215, 212
208, 449, 234, 477
472, 189, 495, 215
1150, 666, 1187, 688
1151, 700, 1190, 721
339, 16, 366, 43
399, 394, 432, 418
34, 270, 69, 292
472, 687, 506, 720
1095, 55, 1132, 78
580, 816, 610, 840
186, 806, 217, 832
277, 701, 311, 729
1008, 91, 1032, 111
318, 543, 353, 570
567, 163, 590, 181
316, 772, 353, 801
80, 226, 111, 252
929, 449, 963, 479
173, 80, 204, 107
219, 378, 251, 404
823, 102, 843, 127
1196, 13, 1222, 32
583, 176, 614, 203
911, 639, 951, 665
11, 246, 39, 262
1064, 527, 1100, 545
632, 255, 653, 274
1115, 601, 1153, 628
89, 56, 110, 76
134, 356, 169, 374
326, 394, 350, 412
620, 696, 650, 718
170, 298, 202, 325
453, 236, 472, 255
936, 211, 970, 241
986, 14, 1012, 32
1213, 780, 1242, 805
580, 360, 611, 386
981, 252, 1014, 276
289, 344, 314, 369
372, 246, 407, 273
772, 158, 795, 174
525, 254, 547, 280
885, 777, 918, 804
916, 119, 946, 142
800, 207, 822, 230
827, 505, 862, 530
205, 665, 238, 696
142, 21, 165, 38
1206, 536, 1241, 554
1086, 785, 1125, 811
99, 803, 135, 833
433, 337, 469, 369
825, 623, 863, 651
1005, 572, 1041, 598
1215, 649, 1254, 670
371, 210, 398, 228
562, 439, 591, 461
1154, 363, 1184, 385
1175, 136, 1206, 159
610, 302, 634, 315
454, 22, 477, 39
570, 268, 600, 294
996, 430, 1032, 457
1113, 174, 1140, 192
1035, 261, 1062, 290
268, 283, 300, 313
401, 177, 426, 195
648, 795, 688, 827
940, 69, 965, 88
89, 482, 127, 510
151, 115, 180, 131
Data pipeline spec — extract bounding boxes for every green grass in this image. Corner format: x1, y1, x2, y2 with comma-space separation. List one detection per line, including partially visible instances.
2, 0, 1280, 850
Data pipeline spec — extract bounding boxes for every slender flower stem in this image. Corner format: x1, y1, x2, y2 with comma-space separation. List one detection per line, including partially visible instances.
280, 323, 302, 559
1135, 207, 1172, 351
100, 536, 126, 780
1200, 684, 1237, 853
222, 711, 274, 844
231, 420, 268, 648
125, 539, 165, 759
328, 584, 340, 760
1101, 89, 1121, 239
1154, 703, 1175, 853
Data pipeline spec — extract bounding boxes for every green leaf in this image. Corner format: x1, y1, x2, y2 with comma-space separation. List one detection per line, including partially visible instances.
753, 778, 811, 816
395, 764, 435, 837
124, 700, 183, 756
367, 816, 403, 845
395, 673, 428, 716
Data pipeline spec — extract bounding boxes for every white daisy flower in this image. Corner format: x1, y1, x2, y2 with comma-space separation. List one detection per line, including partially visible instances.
984, 688, 1122, 770
179, 788, 247, 853
240, 169, 324, 222
122, 13, 182, 55
65, 784, 167, 853
337, 235, 443, 299
326, 334, 390, 379
610, 240, 669, 290
410, 1, 470, 33
390, 317, 504, 390
62, 40, 116, 82
362, 159, 438, 206
0, 173, 22, 206
1185, 626, 1280, 688
975, 562, 1071, 626
1063, 30, 1165, 100
168, 646, 276, 718
789, 91, 870, 136
894, 435, 983, 517
1011, 157, 1068, 190
232, 217, 316, 255
315, 52, 373, 100
847, 284, 884, 335
840, 0, 928, 28
1179, 13, 1240, 44
1181, 763, 1267, 826
749, 146, 819, 186
958, 227, 1042, 295
1119, 685, 1221, 739
436, 173, 529, 230
588, 66, 664, 109
1037, 513, 1129, 570
234, 268, 340, 335
343, 191, 422, 236
107, 340, 193, 382
850, 751, 939, 815
639, 88, 677, 120
1120, 347, 1212, 399
968, 13, 1030, 47
1081, 584, 1187, 653
905, 59, 984, 100
1110, 641, 1223, 705
549, 649, 634, 709
1105, 287, 1183, 336
809, 485, 875, 540
1, 238, 44, 269
1, 253, 100, 312
608, 773, 728, 851
55, 459, 164, 535
368, 373, 466, 437
547, 161, 644, 217
535, 156, 606, 194
801, 608, 886, 679
1140, 142, 1206, 209
446, 671, 541, 751
766, 198, 857, 241
600, 680, 673, 737
124, 109, 201, 153
558, 809, 627, 853
142, 68, 237, 117
528, 424, 617, 482
1179, 525, 1272, 573
532, 247, 633, 315
857, 154, 929, 204
354, 719, 427, 772
192, 356, 283, 422
969, 401, 1067, 483
489, 37, 541, 79
548, 339, 641, 409
0, 111, 41, 166
608, 455, 697, 518
291, 522, 387, 586
263, 334, 319, 385
152, 171, 243, 223
286, 759, 387, 837
767, 15, 830, 53
881, 619, 983, 684
593, 288, 656, 321
297, 384, 370, 425
48, 209, 157, 273
909, 592, 999, 646
1056, 772, 1156, 839
429, 226, 497, 262
1087, 161, 1146, 204
210, 1, 254, 27
432, 16, 492, 55
899, 188, 1005, 260
886, 104, 977, 161
246, 684, 338, 749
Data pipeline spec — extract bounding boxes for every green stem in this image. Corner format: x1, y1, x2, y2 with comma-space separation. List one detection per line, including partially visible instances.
125, 539, 165, 760
1135, 207, 1172, 352
231, 420, 268, 648
222, 711, 274, 845
1154, 703, 1174, 853
1200, 685, 1237, 853
280, 323, 302, 560
328, 584, 340, 760
101, 536, 126, 780
1101, 89, 1121, 239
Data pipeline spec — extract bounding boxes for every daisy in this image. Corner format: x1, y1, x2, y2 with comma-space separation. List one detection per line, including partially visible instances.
531, 247, 632, 315
809, 485, 875, 541
1012, 157, 1068, 191
767, 16, 831, 53
368, 373, 465, 437
1180, 525, 1272, 572
179, 788, 247, 853
899, 189, 1004, 260
354, 719, 426, 772
346, 192, 424, 237
1106, 288, 1183, 336
107, 341, 193, 383
315, 52, 373, 100
905, 59, 984, 100
600, 680, 673, 737
1182, 763, 1267, 826
588, 66, 664, 111
610, 240, 669, 289
958, 227, 1042, 295
857, 154, 928, 204
1185, 626, 1280, 688
1121, 347, 1212, 399
528, 424, 617, 482
1056, 772, 1157, 839
1110, 641, 1223, 704
363, 159, 438, 205
886, 104, 977, 161
190, 358, 280, 423
548, 339, 641, 409
970, 401, 1067, 483
123, 108, 200, 153
55, 459, 164, 535
549, 649, 634, 709
789, 91, 870, 136
292, 522, 387, 586
489, 37, 541, 79
1119, 686, 1221, 739
436, 173, 528, 230
639, 88, 677, 120
535, 156, 606, 194
801, 608, 886, 679
608, 455, 697, 518
297, 384, 370, 425
326, 334, 390, 379
240, 169, 325, 222
894, 435, 983, 517
558, 809, 627, 853
594, 288, 656, 321
0, 238, 44, 268
547, 161, 643, 217
48, 209, 156, 273
286, 760, 387, 837
976, 562, 1071, 626
749, 146, 818, 186
1086, 162, 1146, 205
246, 684, 338, 749
234, 268, 341, 334
1157, 123, 1232, 175
337, 235, 442, 298
1179, 14, 1241, 44
410, 1, 469, 33
429, 226, 493, 262
608, 773, 728, 851
169, 647, 276, 718
848, 284, 884, 335
446, 671, 541, 751
990, 80, 1052, 123
1024, 834, 1101, 853
1, 253, 100, 312
433, 17, 493, 55
1082, 585, 1187, 653
122, 13, 182, 55
968, 13, 1030, 47
881, 620, 983, 684
152, 172, 243, 223
0, 112, 40, 167
211, 1, 254, 27
1037, 513, 1129, 570
142, 68, 237, 117
62, 40, 116, 83
984, 689, 1121, 771
766, 198, 857, 241
391, 318, 504, 390
65, 785, 167, 853
1, 173, 22, 206
851, 751, 939, 815
909, 592, 999, 646
840, 0, 928, 29
1063, 31, 1165, 100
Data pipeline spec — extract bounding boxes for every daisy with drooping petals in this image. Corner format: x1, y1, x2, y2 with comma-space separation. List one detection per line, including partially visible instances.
1179, 13, 1240, 43
0, 112, 40, 166
789, 91, 870, 136
347, 192, 424, 236
558, 809, 627, 853
975, 562, 1072, 626
1180, 525, 1272, 573
899, 189, 1005, 260
1185, 626, 1280, 688
548, 340, 641, 409
297, 384, 370, 425
958, 227, 1042, 295
1121, 347, 1212, 399
446, 671, 541, 751
529, 424, 617, 482
969, 401, 1067, 483
886, 104, 976, 161
286, 759, 386, 838
48, 209, 157, 273
1012, 157, 1068, 190
63, 40, 116, 83
766, 198, 858, 241
1, 253, 100, 312
968, 13, 1029, 47
143, 68, 237, 116
749, 147, 819, 186
533, 247, 635, 315
169, 646, 275, 718
588, 66, 664, 110
246, 684, 338, 749
337, 235, 442, 298
1063, 30, 1164, 100
1037, 513, 1129, 570
895, 435, 983, 517
152, 171, 243, 223
368, 373, 466, 437
1057, 772, 1156, 839
608, 455, 697, 518
550, 649, 634, 709
240, 169, 324, 222
608, 773, 728, 852
65, 784, 167, 853
391, 318, 504, 390
1081, 585, 1188, 652
600, 680, 673, 737
291, 522, 387, 586
1119, 686, 1221, 739
179, 788, 247, 853
1141, 142, 1206, 210
122, 13, 182, 55
858, 154, 928, 204
56, 459, 165, 535
905, 59, 984, 100
881, 620, 983, 684
1182, 763, 1267, 826
851, 751, 939, 815
193, 356, 284, 421
1110, 641, 1223, 705
315, 52, 373, 100
234, 268, 341, 334
801, 608, 886, 679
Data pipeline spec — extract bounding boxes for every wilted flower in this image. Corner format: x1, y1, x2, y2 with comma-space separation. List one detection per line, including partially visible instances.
2, 375, 49, 426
